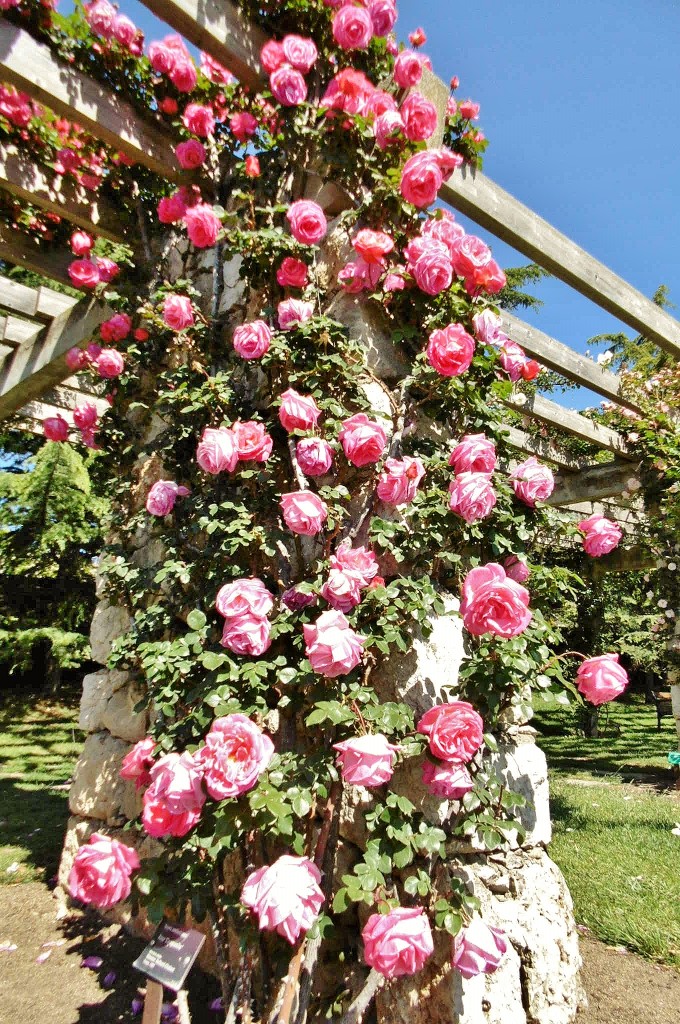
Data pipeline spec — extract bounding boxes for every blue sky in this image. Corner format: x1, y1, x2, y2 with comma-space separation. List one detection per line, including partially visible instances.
72, 0, 680, 403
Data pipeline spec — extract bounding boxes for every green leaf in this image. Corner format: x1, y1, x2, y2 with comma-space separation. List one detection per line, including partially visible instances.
186, 609, 207, 631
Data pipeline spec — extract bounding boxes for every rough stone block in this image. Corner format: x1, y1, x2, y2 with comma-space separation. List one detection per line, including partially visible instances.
69, 732, 141, 824
89, 601, 132, 666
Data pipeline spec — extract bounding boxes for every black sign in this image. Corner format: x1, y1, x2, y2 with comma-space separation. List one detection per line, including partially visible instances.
133, 922, 205, 992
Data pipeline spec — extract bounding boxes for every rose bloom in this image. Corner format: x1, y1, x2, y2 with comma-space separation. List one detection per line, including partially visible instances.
182, 102, 215, 137
296, 437, 334, 477
400, 91, 438, 142
277, 257, 308, 288
451, 234, 492, 279
185, 203, 221, 248
366, 90, 398, 118
334, 734, 398, 787
44, 415, 69, 442
282, 586, 317, 612
96, 349, 125, 379
362, 908, 434, 978
233, 320, 271, 360
510, 457, 555, 507
200, 51, 235, 84
453, 920, 507, 979
417, 701, 484, 762
422, 759, 474, 799
270, 66, 308, 107
158, 192, 188, 224
278, 298, 314, 331
68, 258, 100, 289
215, 578, 274, 619
427, 323, 475, 377
409, 26, 427, 46
374, 110, 405, 149
460, 563, 532, 639
170, 58, 198, 93
73, 402, 98, 430
503, 554, 530, 583
279, 388, 321, 432
94, 257, 119, 284
393, 49, 424, 88
282, 34, 318, 72
331, 544, 379, 586
576, 654, 629, 706
112, 14, 139, 49
197, 714, 274, 800
321, 567, 363, 612
70, 230, 93, 256
175, 139, 206, 170
320, 68, 376, 116
400, 151, 443, 208
339, 413, 387, 467
286, 200, 327, 245
472, 309, 504, 346
65, 347, 90, 372
141, 752, 206, 839
280, 490, 328, 536
449, 434, 496, 476
411, 242, 453, 296
578, 512, 623, 557
448, 472, 497, 524
85, 0, 116, 36
163, 294, 194, 331
69, 833, 140, 910
260, 39, 286, 74
304, 609, 365, 677
233, 420, 273, 462
245, 155, 260, 178
229, 112, 258, 142
241, 855, 324, 944
146, 479, 190, 516
221, 613, 272, 656
338, 259, 379, 294
120, 736, 156, 789
499, 339, 529, 382
100, 313, 131, 343
353, 229, 394, 265
332, 4, 373, 49
196, 426, 238, 474
377, 456, 425, 506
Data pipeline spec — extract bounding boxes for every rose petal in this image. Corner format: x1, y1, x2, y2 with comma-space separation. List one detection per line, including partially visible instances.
36, 950, 52, 963
81, 955, 103, 969
104, 970, 117, 987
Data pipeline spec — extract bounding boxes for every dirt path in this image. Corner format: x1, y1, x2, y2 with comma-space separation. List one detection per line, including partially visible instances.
1, 883, 679, 1024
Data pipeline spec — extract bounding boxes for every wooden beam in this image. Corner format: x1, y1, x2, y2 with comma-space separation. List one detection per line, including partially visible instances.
591, 545, 657, 573
441, 164, 680, 361
500, 423, 586, 471
549, 460, 642, 506
500, 311, 641, 413
0, 297, 112, 420
138, 0, 267, 91
40, 383, 109, 415
2, 315, 43, 348
0, 147, 127, 244
505, 391, 632, 458
563, 500, 644, 525
0, 22, 184, 183
0, 276, 40, 318
0, 224, 75, 287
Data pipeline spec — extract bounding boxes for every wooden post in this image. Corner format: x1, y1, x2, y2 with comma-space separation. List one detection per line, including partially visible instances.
141, 980, 164, 1024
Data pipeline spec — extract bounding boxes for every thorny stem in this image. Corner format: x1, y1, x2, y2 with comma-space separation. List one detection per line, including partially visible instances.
334, 970, 385, 1024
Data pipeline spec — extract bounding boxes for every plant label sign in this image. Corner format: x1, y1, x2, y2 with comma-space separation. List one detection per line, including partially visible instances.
133, 922, 205, 992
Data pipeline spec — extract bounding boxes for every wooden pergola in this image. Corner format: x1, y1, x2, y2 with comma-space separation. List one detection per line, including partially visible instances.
0, 1, 678, 740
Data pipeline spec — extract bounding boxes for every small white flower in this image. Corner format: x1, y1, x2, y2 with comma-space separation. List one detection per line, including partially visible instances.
597, 350, 613, 366
666, 610, 675, 619
647, 591, 654, 600
658, 599, 668, 609
668, 562, 677, 571
671, 824, 680, 838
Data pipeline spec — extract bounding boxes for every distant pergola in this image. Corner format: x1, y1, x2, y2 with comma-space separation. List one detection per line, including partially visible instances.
0, 1, 677, 740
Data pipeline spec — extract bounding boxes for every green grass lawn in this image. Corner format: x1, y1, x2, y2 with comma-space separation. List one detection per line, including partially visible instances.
0, 695, 83, 884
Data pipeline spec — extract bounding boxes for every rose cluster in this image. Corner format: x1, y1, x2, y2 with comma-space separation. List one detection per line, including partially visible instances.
261, 34, 318, 107
215, 577, 274, 656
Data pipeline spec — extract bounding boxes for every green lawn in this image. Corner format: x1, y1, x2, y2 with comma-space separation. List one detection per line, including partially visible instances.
0, 695, 83, 884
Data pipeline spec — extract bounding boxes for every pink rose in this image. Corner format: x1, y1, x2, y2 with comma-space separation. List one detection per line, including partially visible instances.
277, 257, 308, 288
233, 320, 271, 360
417, 701, 484, 762
44, 415, 69, 442
332, 5, 373, 49
304, 609, 365, 677
353, 229, 394, 265
215, 578, 274, 619
503, 554, 530, 583
453, 920, 507, 979
176, 139, 206, 169
158, 192, 188, 224
282, 587, 317, 612
576, 654, 628, 706
362, 908, 434, 978
221, 612, 271, 656
451, 234, 491, 279
200, 51, 235, 85
65, 347, 89, 371
368, 0, 397, 37
400, 91, 438, 142
449, 434, 496, 476
510, 457, 555, 507
421, 211, 465, 255
330, 544, 379, 586
230, 112, 258, 141
85, 0, 116, 36
196, 426, 238, 474
499, 339, 529, 381
577, 513, 623, 557
282, 34, 318, 73
422, 759, 474, 799
458, 99, 481, 120
394, 50, 424, 87
286, 200, 327, 245
233, 420, 273, 462
68, 259, 100, 290
472, 309, 505, 346
339, 413, 387, 467
400, 152, 443, 208
279, 389, 321, 432
141, 752, 206, 838
270, 66, 308, 107
410, 241, 453, 296
278, 298, 314, 331
163, 294, 194, 331
185, 203, 221, 248
96, 349, 125, 379
70, 230, 93, 256
374, 110, 404, 149
170, 59, 198, 93
460, 563, 532, 638
338, 259, 380, 294
245, 155, 261, 177
100, 313, 131, 343
377, 456, 425, 506
146, 479, 190, 516
448, 472, 497, 524
321, 568, 363, 612
73, 402, 98, 431
409, 27, 427, 46
260, 40, 286, 74
148, 38, 178, 75
427, 324, 475, 376
366, 90, 398, 117
241, 855, 324, 944
69, 833, 139, 910
112, 14, 138, 49
333, 734, 398, 786
182, 102, 215, 137
280, 490, 328, 536
197, 715, 274, 800
94, 257, 119, 283
120, 736, 156, 789
296, 437, 334, 476
320, 68, 376, 116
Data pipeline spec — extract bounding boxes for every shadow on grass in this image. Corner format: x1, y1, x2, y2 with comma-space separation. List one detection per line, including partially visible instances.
0, 778, 72, 882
